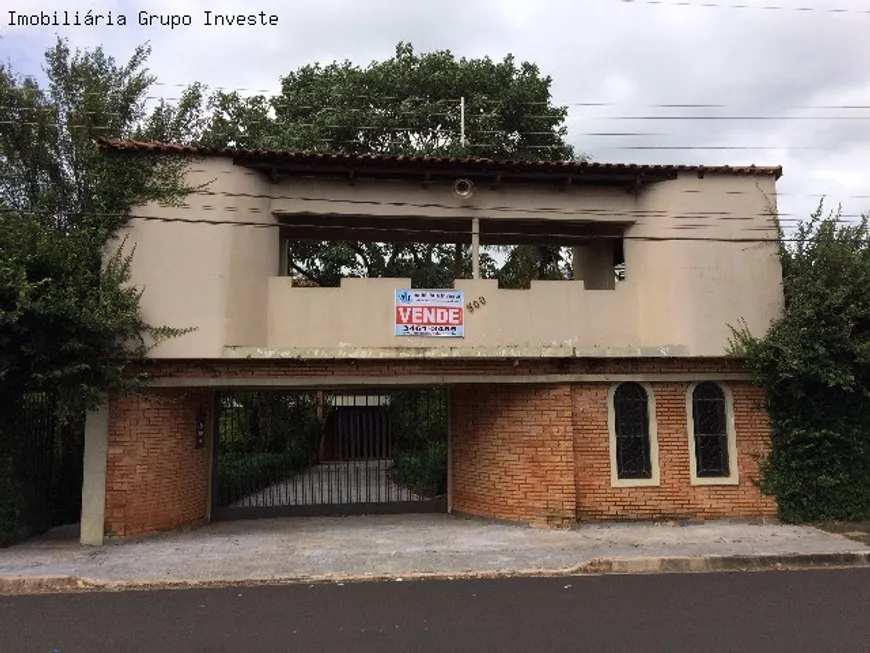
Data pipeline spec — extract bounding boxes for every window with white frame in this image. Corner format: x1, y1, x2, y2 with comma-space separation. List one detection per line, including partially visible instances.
609, 382, 660, 486
687, 382, 739, 485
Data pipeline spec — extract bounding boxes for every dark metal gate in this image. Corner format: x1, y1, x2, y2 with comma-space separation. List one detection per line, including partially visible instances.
2, 393, 84, 545
211, 389, 448, 519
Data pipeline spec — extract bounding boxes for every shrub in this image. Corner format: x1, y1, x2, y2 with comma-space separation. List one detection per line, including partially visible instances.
392, 440, 448, 498
731, 204, 870, 522
216, 438, 318, 505
0, 467, 23, 547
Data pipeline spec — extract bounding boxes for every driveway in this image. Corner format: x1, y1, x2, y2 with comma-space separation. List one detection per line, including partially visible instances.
234, 460, 423, 507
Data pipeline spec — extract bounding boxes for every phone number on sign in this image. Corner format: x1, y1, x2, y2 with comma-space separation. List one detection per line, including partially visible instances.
399, 325, 461, 335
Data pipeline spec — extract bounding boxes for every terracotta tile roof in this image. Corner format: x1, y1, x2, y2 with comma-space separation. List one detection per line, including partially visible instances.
97, 138, 783, 179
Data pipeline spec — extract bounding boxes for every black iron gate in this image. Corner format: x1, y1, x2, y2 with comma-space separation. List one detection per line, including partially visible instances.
212, 388, 448, 519
2, 393, 84, 546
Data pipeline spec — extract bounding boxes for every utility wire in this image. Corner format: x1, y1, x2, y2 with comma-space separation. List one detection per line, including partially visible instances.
7, 86, 870, 110
8, 156, 859, 201
5, 159, 864, 210
185, 171, 870, 200
0, 208, 800, 242
178, 190, 840, 221
2, 201, 861, 224
179, 110, 870, 122
0, 119, 864, 153
617, 0, 870, 14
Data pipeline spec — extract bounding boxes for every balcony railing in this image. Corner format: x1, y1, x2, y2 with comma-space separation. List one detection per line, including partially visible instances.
246, 276, 662, 358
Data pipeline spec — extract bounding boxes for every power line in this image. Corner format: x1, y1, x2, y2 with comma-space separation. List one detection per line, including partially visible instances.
611, 146, 834, 151
0, 208, 804, 242
7, 103, 870, 120
3, 199, 863, 224
0, 119, 864, 153
180, 190, 843, 221
13, 154, 858, 201
5, 155, 860, 209
525, 102, 870, 109
7, 86, 870, 111
175, 176, 870, 210
584, 115, 870, 121
5, 116, 869, 130
617, 0, 870, 14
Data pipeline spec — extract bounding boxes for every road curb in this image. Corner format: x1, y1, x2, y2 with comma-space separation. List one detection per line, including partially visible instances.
2, 551, 869, 595
579, 551, 870, 574
0, 575, 93, 594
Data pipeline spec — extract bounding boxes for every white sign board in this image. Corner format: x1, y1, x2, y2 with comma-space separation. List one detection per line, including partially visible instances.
394, 289, 465, 337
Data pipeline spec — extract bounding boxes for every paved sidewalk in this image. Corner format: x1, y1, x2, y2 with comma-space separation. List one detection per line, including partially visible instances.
1, 514, 869, 593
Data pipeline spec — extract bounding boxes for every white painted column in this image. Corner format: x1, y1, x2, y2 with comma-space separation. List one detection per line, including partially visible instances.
446, 387, 453, 513
471, 218, 480, 280
572, 246, 584, 281
279, 235, 289, 276
572, 243, 615, 290
79, 402, 109, 546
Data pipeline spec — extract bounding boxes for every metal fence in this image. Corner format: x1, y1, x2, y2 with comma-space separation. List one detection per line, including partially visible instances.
212, 388, 448, 519
1, 394, 84, 545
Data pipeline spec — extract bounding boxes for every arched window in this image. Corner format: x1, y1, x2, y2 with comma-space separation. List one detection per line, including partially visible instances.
689, 382, 737, 482
612, 382, 653, 480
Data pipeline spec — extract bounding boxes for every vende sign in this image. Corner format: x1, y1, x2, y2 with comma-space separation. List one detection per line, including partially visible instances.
394, 289, 465, 337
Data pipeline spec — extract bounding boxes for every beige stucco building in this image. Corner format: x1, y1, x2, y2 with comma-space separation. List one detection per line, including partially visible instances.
79, 139, 784, 545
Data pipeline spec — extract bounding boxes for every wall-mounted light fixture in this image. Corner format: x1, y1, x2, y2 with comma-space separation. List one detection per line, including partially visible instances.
195, 408, 206, 449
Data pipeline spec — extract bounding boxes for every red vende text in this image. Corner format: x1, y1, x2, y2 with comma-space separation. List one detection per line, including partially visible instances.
396, 306, 463, 326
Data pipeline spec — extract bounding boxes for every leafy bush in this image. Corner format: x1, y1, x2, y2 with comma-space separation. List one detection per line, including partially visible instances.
731, 204, 870, 522
218, 452, 293, 504
216, 437, 318, 505
0, 462, 23, 547
0, 41, 198, 544
387, 389, 447, 444
392, 440, 448, 498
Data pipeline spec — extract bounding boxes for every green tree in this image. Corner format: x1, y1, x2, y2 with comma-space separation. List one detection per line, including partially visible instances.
0, 40, 202, 233
0, 38, 201, 398
731, 202, 870, 522
199, 42, 580, 288
0, 39, 198, 544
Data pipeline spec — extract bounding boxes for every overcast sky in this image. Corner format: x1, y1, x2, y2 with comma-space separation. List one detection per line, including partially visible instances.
2, 0, 868, 228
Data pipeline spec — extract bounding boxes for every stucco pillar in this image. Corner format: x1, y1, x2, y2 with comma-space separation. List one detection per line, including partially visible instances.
79, 401, 109, 546
279, 235, 289, 276
572, 243, 615, 290
471, 218, 480, 280
571, 246, 584, 281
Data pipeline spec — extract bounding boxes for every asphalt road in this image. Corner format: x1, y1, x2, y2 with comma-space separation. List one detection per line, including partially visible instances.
2, 569, 870, 652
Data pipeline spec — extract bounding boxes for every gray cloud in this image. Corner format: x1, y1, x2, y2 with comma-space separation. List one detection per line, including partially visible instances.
2, 0, 868, 224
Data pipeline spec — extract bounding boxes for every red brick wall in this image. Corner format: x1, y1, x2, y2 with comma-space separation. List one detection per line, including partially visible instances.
448, 378, 774, 526
131, 357, 748, 380
105, 389, 213, 537
102, 358, 775, 535
450, 385, 577, 526
573, 382, 776, 521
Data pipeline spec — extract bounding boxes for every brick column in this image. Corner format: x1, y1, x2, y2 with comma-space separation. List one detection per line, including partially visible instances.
104, 389, 214, 537
449, 384, 576, 526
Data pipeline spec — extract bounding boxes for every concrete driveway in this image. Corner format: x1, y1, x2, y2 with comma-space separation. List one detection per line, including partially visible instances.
2, 514, 869, 591
235, 460, 422, 507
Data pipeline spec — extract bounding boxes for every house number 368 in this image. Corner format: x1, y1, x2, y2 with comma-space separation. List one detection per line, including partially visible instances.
466, 296, 487, 313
